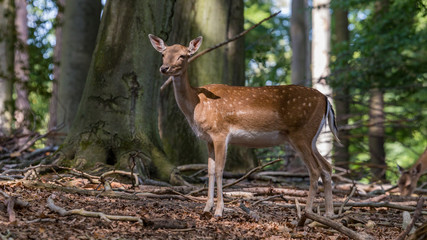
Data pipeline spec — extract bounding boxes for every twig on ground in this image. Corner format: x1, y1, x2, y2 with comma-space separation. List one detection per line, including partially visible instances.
295, 198, 302, 219
252, 194, 282, 206
239, 202, 260, 221
47, 194, 143, 224
304, 212, 375, 240
396, 197, 425, 240
0, 190, 29, 208
6, 196, 16, 222
339, 185, 357, 215
101, 170, 139, 186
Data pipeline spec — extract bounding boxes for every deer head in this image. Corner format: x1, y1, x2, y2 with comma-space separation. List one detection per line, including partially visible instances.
148, 34, 202, 76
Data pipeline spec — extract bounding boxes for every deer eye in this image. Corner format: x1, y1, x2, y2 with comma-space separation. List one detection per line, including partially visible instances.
162, 54, 165, 58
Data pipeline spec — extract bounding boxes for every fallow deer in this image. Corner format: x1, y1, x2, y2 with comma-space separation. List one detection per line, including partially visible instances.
398, 148, 427, 196
148, 34, 340, 217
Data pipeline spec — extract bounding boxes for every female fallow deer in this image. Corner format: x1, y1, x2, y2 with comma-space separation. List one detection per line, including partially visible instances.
398, 148, 427, 196
149, 34, 340, 217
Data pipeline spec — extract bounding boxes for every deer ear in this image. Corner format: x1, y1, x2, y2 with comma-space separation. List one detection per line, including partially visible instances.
188, 36, 203, 55
148, 34, 167, 52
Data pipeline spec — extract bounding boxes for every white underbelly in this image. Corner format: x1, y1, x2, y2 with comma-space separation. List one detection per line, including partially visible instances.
228, 129, 287, 148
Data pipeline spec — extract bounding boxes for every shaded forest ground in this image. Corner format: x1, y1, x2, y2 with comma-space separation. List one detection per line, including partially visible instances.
0, 172, 425, 239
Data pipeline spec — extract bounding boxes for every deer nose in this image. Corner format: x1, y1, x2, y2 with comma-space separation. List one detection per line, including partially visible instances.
160, 66, 169, 73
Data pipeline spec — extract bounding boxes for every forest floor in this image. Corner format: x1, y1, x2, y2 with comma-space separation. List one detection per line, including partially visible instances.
0, 172, 426, 240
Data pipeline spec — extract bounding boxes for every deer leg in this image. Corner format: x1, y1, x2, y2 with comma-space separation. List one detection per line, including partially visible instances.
203, 142, 215, 213
213, 139, 227, 217
292, 141, 320, 214
315, 150, 334, 217
320, 169, 334, 217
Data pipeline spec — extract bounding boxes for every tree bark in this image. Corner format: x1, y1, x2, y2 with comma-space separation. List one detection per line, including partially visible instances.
368, 0, 389, 180
47, 0, 65, 145
159, 0, 256, 172
0, 0, 15, 137
56, 0, 102, 143
291, 0, 308, 86
333, 6, 350, 168
369, 88, 386, 179
60, 0, 176, 181
311, 0, 333, 162
13, 0, 31, 137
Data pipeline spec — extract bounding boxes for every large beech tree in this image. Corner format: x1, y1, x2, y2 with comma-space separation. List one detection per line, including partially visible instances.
59, 0, 176, 180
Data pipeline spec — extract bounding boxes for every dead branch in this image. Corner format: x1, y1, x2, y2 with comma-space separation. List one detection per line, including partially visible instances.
239, 202, 259, 221
47, 194, 143, 224
252, 194, 282, 206
6, 196, 16, 222
303, 212, 375, 240
187, 158, 282, 196
0, 190, 29, 208
101, 170, 139, 186
339, 185, 357, 215
396, 197, 425, 240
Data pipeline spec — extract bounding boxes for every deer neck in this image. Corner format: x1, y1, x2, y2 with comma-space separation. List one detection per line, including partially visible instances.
171, 70, 199, 118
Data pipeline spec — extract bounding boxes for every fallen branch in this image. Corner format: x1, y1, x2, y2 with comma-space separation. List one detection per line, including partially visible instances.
304, 212, 375, 240
47, 194, 143, 224
6, 196, 16, 222
396, 197, 424, 240
187, 158, 282, 196
101, 170, 139, 186
339, 185, 357, 215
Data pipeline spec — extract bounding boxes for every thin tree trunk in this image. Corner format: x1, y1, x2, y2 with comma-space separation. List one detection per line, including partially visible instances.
0, 0, 15, 137
333, 7, 350, 168
288, 0, 309, 172
311, 0, 333, 162
291, 0, 308, 86
56, 0, 102, 143
14, 0, 31, 137
368, 0, 389, 180
47, 0, 65, 145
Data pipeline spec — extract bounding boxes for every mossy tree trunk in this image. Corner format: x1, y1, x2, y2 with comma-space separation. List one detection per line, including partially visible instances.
159, 0, 256, 172
59, 0, 176, 181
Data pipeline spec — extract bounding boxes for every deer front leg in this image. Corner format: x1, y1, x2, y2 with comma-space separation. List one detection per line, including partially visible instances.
213, 139, 227, 217
203, 142, 215, 213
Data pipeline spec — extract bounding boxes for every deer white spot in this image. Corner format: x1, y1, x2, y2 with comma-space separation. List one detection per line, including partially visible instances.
308, 103, 312, 107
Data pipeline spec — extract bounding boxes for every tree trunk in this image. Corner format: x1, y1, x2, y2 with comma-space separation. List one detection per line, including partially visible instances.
287, 0, 309, 172
369, 88, 385, 179
47, 0, 65, 145
311, 0, 333, 162
56, 0, 102, 143
333, 7, 350, 169
368, 0, 389, 180
0, 0, 14, 137
159, 0, 256, 172
59, 0, 176, 181
291, 0, 308, 86
13, 0, 31, 137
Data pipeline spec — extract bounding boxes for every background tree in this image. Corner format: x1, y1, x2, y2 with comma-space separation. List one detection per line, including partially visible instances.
331, 0, 350, 169
55, 0, 102, 144
14, 0, 31, 139
0, 0, 14, 137
159, 0, 256, 172
311, 0, 334, 161
47, 0, 65, 145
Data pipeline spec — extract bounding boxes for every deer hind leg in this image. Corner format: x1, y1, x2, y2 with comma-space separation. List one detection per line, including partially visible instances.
203, 142, 215, 213
314, 149, 334, 217
291, 140, 321, 214
213, 138, 227, 217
